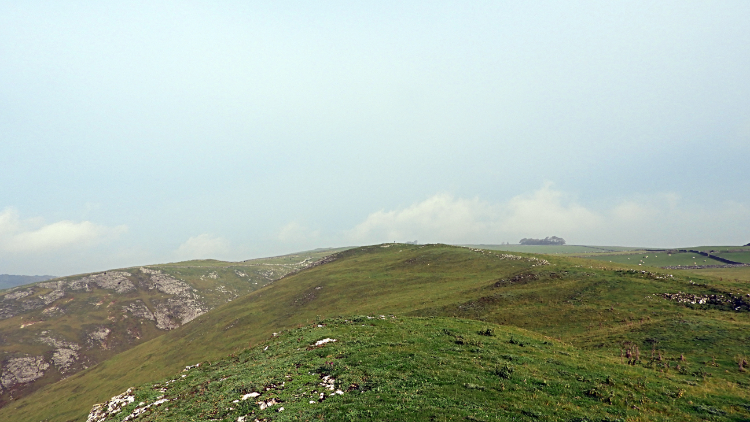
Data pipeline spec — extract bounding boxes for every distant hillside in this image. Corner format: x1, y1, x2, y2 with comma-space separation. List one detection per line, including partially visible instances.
0, 274, 56, 291
4, 244, 750, 421
0, 248, 346, 408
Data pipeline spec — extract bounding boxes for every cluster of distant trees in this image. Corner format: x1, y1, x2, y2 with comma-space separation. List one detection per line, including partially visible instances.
519, 236, 566, 245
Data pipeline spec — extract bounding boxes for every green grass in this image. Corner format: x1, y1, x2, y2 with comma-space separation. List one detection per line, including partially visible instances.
675, 267, 750, 284
88, 317, 750, 422
586, 252, 724, 267
713, 252, 750, 264
460, 244, 643, 254
4, 244, 750, 421
688, 246, 750, 253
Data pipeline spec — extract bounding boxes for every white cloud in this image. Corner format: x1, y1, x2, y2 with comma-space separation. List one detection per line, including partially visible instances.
348, 194, 491, 243
174, 234, 230, 260
499, 184, 603, 236
0, 208, 126, 253
277, 221, 320, 243
347, 185, 750, 247
348, 185, 600, 244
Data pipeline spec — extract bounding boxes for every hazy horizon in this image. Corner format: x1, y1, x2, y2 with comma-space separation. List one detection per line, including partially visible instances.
2, 1, 749, 275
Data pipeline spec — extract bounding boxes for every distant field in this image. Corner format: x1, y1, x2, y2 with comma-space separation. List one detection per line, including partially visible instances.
680, 266, 750, 283
461, 244, 642, 254
714, 251, 750, 264
688, 245, 750, 253
586, 251, 720, 267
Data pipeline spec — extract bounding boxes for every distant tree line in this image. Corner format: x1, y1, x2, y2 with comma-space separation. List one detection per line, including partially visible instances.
519, 236, 566, 246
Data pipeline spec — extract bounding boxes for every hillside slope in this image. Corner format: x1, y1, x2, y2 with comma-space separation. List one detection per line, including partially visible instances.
2, 244, 750, 421
87, 316, 750, 421
0, 249, 344, 407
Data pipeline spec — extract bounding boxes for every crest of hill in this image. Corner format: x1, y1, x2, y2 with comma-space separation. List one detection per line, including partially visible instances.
3, 244, 750, 421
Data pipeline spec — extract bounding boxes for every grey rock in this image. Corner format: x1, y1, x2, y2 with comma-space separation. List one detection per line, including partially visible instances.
1, 356, 50, 389
122, 300, 155, 321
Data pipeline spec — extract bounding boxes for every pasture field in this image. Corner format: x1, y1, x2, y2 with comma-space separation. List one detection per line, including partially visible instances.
714, 252, 750, 264
689, 246, 750, 253
461, 244, 642, 254
585, 251, 720, 267
676, 266, 750, 284
5, 244, 750, 422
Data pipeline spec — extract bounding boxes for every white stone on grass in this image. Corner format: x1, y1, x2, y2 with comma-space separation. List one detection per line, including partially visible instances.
313, 338, 336, 347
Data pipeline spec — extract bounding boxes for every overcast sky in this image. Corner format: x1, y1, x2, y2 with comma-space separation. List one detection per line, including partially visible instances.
2, 1, 749, 275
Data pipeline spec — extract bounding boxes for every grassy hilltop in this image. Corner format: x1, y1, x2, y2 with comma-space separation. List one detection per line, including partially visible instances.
2, 244, 750, 421
85, 317, 740, 421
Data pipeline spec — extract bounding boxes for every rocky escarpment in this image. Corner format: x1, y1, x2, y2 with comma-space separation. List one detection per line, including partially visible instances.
0, 249, 344, 409
137, 268, 208, 330
0, 357, 49, 391
0, 271, 135, 320
0, 268, 208, 405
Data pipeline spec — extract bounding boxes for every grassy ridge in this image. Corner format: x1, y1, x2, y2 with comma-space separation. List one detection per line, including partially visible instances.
90, 317, 750, 421
3, 244, 750, 421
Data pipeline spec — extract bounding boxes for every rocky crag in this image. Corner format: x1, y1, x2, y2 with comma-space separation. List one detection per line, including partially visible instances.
0, 249, 344, 408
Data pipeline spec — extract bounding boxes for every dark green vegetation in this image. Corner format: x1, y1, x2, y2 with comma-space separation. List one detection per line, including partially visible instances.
0, 248, 345, 407
3, 244, 750, 421
88, 317, 748, 421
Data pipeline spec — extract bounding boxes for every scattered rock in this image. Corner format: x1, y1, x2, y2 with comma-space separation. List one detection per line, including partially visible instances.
153, 298, 206, 330
140, 268, 194, 296
121, 300, 155, 321
312, 338, 337, 347
38, 335, 81, 373
1, 356, 50, 389
2, 289, 33, 301
88, 327, 112, 348
86, 388, 135, 422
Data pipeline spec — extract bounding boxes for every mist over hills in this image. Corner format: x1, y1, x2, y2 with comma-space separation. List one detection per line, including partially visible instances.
0, 275, 56, 291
